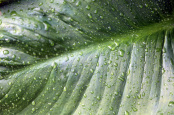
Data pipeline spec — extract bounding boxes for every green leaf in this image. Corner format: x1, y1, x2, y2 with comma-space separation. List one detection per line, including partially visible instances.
0, 0, 174, 115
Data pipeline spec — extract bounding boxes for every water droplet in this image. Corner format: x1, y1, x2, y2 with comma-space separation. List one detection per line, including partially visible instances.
90, 91, 94, 94
124, 111, 129, 115
139, 5, 143, 8
168, 101, 174, 107
3, 50, 9, 55
19, 89, 22, 92
127, 95, 130, 98
84, 94, 87, 98
63, 87, 67, 91
49, 40, 54, 46
132, 107, 138, 112
76, 1, 80, 6
119, 50, 125, 57
32, 108, 35, 112
145, 4, 148, 7
86, 5, 90, 10
100, 16, 103, 19
50, 0, 54, 3
88, 13, 92, 18
8, 82, 12, 85
32, 101, 35, 105
120, 13, 124, 16
97, 96, 101, 100
108, 26, 111, 30
12, 54, 16, 59
90, 69, 94, 73
94, 10, 98, 14
5, 94, 8, 98
137, 94, 141, 99
39, 2, 43, 6
10, 11, 18, 16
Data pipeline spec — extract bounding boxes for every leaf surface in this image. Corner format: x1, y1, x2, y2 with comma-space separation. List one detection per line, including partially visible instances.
0, 0, 174, 115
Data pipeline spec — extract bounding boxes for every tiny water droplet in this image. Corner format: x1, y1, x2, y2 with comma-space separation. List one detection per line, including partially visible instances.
132, 107, 138, 112
86, 5, 90, 10
32, 108, 35, 112
124, 111, 129, 115
63, 87, 67, 91
168, 101, 174, 107
32, 101, 35, 105
119, 50, 125, 57
39, 2, 43, 6
88, 13, 92, 18
94, 10, 98, 14
120, 13, 124, 16
3, 50, 9, 55
12, 55, 16, 59
49, 40, 54, 46
8, 82, 12, 85
50, 0, 54, 3
76, 1, 80, 6
97, 96, 101, 100
90, 69, 94, 73
145, 4, 148, 7
10, 11, 18, 16
108, 26, 111, 30
84, 94, 87, 98
100, 16, 103, 19
5, 94, 8, 98
139, 5, 143, 8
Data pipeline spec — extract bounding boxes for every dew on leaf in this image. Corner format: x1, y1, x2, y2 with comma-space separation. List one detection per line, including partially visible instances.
84, 94, 87, 98
76, 1, 80, 6
88, 13, 92, 18
5, 94, 8, 98
3, 50, 9, 55
100, 16, 103, 19
39, 2, 43, 6
124, 111, 129, 115
10, 11, 18, 16
90, 69, 94, 73
139, 5, 143, 8
8, 82, 12, 85
63, 87, 67, 91
132, 107, 138, 112
145, 4, 148, 7
168, 101, 174, 107
97, 96, 101, 100
32, 101, 35, 105
32, 108, 35, 112
94, 10, 98, 14
86, 5, 90, 10
50, 0, 54, 3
